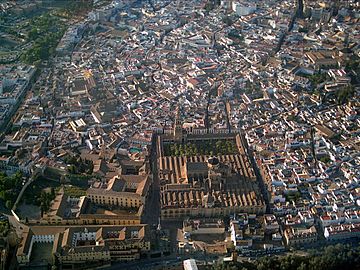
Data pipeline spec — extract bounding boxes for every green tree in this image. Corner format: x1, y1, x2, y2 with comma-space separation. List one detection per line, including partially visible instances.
67, 165, 76, 174
5, 200, 12, 209
28, 28, 39, 41
336, 85, 355, 105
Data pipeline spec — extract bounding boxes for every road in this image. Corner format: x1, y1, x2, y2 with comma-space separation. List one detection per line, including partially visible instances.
240, 132, 270, 213
142, 136, 160, 226
105, 251, 219, 270
105, 256, 179, 270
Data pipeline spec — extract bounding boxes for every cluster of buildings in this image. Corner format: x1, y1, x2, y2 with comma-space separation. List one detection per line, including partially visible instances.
0, 65, 35, 131
177, 209, 360, 258
0, 0, 359, 268
15, 157, 154, 267
17, 224, 150, 267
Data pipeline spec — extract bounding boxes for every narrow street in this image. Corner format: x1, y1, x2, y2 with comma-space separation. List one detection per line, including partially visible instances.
143, 137, 160, 226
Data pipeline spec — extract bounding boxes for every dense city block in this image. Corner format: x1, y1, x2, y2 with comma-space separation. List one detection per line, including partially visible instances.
0, 0, 359, 269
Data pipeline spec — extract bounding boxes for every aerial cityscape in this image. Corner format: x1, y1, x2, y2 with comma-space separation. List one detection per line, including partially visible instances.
0, 0, 359, 269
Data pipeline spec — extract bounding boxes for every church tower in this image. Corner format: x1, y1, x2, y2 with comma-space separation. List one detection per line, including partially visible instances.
173, 107, 184, 143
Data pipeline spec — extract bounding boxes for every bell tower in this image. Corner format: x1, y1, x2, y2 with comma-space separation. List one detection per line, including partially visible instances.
173, 107, 183, 142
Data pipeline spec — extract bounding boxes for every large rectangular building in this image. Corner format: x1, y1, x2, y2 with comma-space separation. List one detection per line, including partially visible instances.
156, 113, 265, 220
87, 174, 151, 208
17, 224, 150, 267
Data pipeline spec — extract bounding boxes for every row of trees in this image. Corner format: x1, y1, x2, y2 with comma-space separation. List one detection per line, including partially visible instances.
0, 219, 10, 237
62, 185, 86, 198
167, 140, 238, 156
40, 189, 55, 216
0, 172, 23, 209
212, 244, 360, 270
